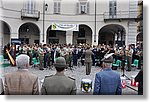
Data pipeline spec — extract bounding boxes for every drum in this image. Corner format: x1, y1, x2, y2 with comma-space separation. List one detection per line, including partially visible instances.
131, 75, 139, 87
81, 79, 92, 92
121, 77, 126, 88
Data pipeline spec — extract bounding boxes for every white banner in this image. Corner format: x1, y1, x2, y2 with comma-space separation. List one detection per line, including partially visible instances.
51, 23, 79, 31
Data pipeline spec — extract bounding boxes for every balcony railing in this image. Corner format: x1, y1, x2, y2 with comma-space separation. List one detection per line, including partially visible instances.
21, 9, 40, 20
104, 11, 139, 21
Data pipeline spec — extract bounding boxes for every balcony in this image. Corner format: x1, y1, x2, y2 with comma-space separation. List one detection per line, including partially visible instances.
104, 11, 140, 22
21, 9, 40, 21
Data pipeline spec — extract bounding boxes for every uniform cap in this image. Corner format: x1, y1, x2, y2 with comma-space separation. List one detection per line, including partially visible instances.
54, 57, 67, 68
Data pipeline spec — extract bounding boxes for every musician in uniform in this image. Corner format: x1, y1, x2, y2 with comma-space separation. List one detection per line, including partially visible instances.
41, 57, 77, 95
38, 45, 44, 70
72, 46, 78, 66
46, 45, 51, 68
126, 45, 133, 71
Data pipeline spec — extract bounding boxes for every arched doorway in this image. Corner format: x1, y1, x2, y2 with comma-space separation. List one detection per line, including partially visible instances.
136, 33, 143, 44
18, 22, 40, 44
46, 25, 66, 44
73, 24, 92, 45
0, 20, 11, 47
98, 24, 126, 47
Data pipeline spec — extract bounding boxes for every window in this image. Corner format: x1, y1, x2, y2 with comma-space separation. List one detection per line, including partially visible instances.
54, 1, 61, 14
77, 2, 89, 14
25, 0, 35, 14
109, 0, 117, 18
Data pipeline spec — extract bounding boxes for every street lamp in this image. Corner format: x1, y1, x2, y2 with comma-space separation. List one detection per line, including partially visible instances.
94, 0, 96, 42
42, 0, 48, 43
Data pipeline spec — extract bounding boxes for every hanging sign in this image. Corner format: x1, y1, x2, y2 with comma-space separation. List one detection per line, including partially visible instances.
51, 23, 79, 31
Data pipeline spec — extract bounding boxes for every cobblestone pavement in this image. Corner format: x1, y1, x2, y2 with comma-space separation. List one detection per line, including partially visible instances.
0, 65, 140, 95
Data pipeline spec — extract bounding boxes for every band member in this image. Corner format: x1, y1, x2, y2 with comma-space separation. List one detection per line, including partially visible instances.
38, 45, 44, 70
43, 44, 48, 68
72, 46, 78, 66
126, 45, 133, 71
92, 45, 97, 66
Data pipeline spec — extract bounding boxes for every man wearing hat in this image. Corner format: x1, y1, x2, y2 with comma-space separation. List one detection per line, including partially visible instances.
4, 54, 39, 95
41, 57, 77, 95
93, 53, 122, 95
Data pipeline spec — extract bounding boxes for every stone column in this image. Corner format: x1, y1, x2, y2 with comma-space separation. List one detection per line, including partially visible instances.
66, 31, 73, 45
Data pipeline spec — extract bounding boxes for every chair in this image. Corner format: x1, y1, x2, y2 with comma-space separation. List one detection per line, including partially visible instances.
112, 59, 116, 64
0, 55, 10, 68
32, 57, 40, 67
112, 60, 121, 70
95, 58, 100, 67
131, 59, 139, 68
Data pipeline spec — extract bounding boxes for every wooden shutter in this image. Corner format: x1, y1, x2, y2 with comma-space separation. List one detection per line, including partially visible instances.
87, 2, 89, 14
58, 2, 61, 14
54, 2, 57, 14
76, 2, 79, 14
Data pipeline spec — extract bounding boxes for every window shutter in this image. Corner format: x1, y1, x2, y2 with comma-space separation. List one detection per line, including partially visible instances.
76, 2, 79, 14
87, 2, 89, 14
58, 2, 61, 14
54, 2, 57, 13
33, 0, 35, 12
31, 0, 33, 13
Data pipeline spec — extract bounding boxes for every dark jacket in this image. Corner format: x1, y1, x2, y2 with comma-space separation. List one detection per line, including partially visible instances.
135, 69, 143, 95
41, 73, 77, 95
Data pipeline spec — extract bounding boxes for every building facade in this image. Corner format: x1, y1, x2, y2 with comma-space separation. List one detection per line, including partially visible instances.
0, 0, 141, 48
136, 0, 143, 44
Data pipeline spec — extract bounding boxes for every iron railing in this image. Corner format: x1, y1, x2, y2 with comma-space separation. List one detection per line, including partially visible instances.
104, 11, 139, 20
21, 9, 40, 20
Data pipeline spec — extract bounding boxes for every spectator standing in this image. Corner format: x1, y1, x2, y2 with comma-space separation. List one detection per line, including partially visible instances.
4, 54, 39, 95
93, 53, 122, 95
41, 57, 77, 95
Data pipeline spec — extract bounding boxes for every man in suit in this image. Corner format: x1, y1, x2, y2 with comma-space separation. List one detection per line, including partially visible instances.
4, 54, 39, 95
41, 57, 77, 95
84, 46, 93, 75
93, 53, 122, 95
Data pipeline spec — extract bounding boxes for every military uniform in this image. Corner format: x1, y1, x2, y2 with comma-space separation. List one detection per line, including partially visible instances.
38, 48, 44, 70
84, 49, 93, 75
41, 73, 76, 95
